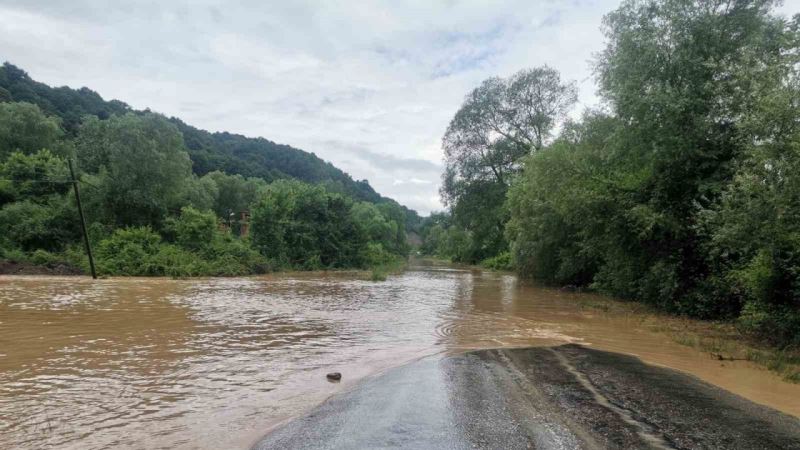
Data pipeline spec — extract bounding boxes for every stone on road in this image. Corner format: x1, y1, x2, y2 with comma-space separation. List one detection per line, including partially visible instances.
253, 344, 800, 449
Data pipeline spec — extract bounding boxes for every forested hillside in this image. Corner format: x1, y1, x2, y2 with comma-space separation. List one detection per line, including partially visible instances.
0, 63, 412, 277
423, 0, 800, 347
0, 62, 410, 209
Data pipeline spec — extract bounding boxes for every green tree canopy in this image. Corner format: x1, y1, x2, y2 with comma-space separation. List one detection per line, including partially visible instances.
0, 102, 62, 158
440, 66, 577, 262
76, 113, 192, 227
250, 180, 359, 268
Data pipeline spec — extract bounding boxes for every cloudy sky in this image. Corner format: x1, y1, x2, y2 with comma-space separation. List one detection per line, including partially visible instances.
1, 0, 798, 214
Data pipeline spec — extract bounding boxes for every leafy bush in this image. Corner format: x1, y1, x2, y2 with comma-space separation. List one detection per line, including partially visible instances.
251, 179, 407, 270
0, 246, 27, 262
30, 249, 58, 265
1, 149, 70, 201
149, 244, 210, 278
202, 235, 270, 276
0, 198, 77, 251
95, 226, 163, 275
739, 301, 800, 348
481, 252, 514, 271
165, 206, 217, 251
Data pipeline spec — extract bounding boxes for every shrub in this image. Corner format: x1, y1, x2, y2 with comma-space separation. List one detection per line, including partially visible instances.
165, 206, 217, 251
739, 301, 800, 348
481, 251, 514, 271
203, 235, 270, 276
0, 199, 77, 251
0, 246, 27, 262
30, 249, 58, 265
149, 244, 210, 278
95, 226, 162, 275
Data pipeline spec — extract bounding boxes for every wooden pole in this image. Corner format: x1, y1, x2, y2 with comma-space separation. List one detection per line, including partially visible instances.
68, 159, 97, 279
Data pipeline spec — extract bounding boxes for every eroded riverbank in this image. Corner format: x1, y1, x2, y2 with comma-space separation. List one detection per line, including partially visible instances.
1, 260, 799, 449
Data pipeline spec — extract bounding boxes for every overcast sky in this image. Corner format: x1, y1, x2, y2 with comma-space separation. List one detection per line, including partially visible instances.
1, 0, 798, 214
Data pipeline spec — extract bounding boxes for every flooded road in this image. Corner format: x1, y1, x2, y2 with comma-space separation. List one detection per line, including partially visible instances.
1, 260, 799, 449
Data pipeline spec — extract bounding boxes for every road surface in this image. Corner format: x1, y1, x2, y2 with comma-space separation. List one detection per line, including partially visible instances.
253, 344, 800, 449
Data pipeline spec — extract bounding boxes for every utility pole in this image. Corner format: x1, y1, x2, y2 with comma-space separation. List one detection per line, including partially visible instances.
68, 159, 97, 279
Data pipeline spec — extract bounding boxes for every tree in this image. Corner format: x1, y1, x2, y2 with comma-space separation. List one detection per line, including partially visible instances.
202, 170, 266, 219
508, 112, 620, 286
76, 113, 193, 227
442, 66, 576, 195
351, 202, 395, 249
506, 0, 800, 347
441, 66, 577, 262
180, 174, 219, 212
0, 102, 62, 158
250, 180, 359, 268
586, 0, 796, 312
0, 149, 70, 204
703, 31, 800, 344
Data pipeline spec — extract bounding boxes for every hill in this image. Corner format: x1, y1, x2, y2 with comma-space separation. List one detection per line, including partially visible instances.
0, 62, 416, 220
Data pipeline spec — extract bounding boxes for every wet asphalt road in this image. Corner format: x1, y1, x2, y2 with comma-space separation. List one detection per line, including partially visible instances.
252, 345, 800, 449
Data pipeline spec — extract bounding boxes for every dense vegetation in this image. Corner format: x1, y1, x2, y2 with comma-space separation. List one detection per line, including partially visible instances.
424, 0, 800, 347
0, 62, 419, 214
0, 70, 411, 276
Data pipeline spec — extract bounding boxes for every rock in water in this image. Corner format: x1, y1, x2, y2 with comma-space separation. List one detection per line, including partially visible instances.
326, 372, 342, 381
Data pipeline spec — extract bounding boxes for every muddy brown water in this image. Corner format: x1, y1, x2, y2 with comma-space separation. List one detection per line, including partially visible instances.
1, 260, 799, 449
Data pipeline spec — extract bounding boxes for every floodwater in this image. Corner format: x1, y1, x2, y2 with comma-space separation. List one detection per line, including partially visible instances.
1, 260, 799, 449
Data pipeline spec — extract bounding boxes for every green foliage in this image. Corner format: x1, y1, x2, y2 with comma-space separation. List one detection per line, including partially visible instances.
438, 227, 473, 263
705, 84, 800, 343
0, 247, 27, 262
0, 63, 130, 133
361, 242, 394, 267
203, 171, 265, 215
93, 223, 269, 277
0, 149, 70, 203
417, 212, 475, 263
76, 113, 192, 227
0, 198, 77, 251
165, 206, 217, 251
440, 66, 577, 263
251, 180, 359, 268
249, 180, 408, 270
201, 234, 271, 276
95, 227, 163, 275
418, 212, 451, 255
507, 113, 616, 286
504, 0, 800, 346
351, 202, 395, 249
0, 102, 62, 158
0, 62, 418, 278
179, 174, 219, 212
481, 251, 514, 271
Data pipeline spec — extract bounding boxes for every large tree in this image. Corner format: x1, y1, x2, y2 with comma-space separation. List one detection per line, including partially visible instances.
76, 113, 193, 227
441, 66, 577, 261
0, 102, 62, 158
508, 0, 800, 344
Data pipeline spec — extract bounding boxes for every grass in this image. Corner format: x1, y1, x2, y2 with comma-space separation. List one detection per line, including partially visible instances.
575, 295, 800, 383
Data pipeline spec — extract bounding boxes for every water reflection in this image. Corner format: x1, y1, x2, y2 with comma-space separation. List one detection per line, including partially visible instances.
1, 261, 798, 449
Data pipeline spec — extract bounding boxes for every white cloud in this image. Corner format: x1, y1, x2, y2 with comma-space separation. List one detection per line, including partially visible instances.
4, 0, 795, 213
